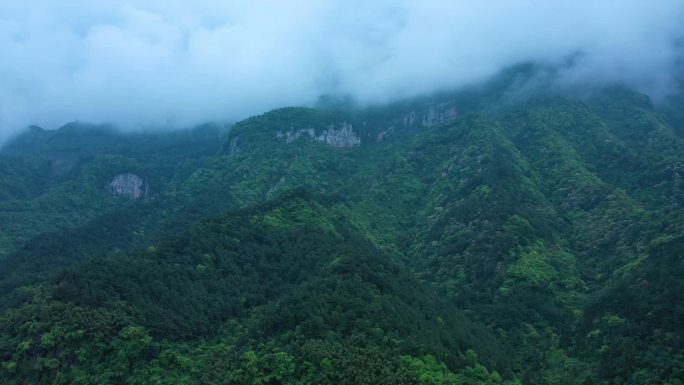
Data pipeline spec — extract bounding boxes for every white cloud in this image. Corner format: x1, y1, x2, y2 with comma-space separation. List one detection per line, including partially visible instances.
1, 0, 683, 143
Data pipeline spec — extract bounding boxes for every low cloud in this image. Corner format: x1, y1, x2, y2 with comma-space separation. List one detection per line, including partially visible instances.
1, 0, 683, 143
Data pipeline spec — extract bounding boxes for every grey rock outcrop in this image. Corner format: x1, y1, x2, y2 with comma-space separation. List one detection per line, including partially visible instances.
107, 173, 148, 200
275, 122, 360, 148
377, 102, 459, 142
421, 104, 458, 127
316, 123, 361, 147
228, 136, 241, 155
276, 128, 316, 144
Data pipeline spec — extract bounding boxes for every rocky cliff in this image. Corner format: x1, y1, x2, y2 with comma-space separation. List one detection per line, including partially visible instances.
276, 122, 361, 148
106, 173, 148, 200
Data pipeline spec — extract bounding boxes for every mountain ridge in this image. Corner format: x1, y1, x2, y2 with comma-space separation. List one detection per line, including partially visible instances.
0, 82, 682, 384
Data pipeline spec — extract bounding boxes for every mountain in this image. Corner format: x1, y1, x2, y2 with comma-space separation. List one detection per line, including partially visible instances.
0, 76, 682, 384
0, 123, 225, 259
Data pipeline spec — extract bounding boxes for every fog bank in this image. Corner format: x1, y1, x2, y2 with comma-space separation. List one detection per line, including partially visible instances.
1, 0, 683, 143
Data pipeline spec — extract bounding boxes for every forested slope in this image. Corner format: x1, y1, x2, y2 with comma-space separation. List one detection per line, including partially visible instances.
0, 79, 682, 384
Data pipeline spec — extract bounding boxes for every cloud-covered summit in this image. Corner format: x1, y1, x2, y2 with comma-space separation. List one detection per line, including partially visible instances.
1, 0, 683, 143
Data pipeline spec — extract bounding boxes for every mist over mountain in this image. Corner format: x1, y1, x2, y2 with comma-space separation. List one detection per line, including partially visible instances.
1, 0, 683, 144
1, 3, 684, 385
0, 70, 683, 384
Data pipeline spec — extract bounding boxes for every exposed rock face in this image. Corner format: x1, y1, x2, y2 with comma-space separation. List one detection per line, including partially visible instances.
420, 103, 458, 127
228, 136, 241, 155
276, 123, 361, 148
377, 102, 459, 142
107, 173, 148, 200
316, 123, 361, 147
276, 128, 315, 144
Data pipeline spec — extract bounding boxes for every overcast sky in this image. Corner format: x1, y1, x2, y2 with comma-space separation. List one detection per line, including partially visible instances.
1, 0, 683, 143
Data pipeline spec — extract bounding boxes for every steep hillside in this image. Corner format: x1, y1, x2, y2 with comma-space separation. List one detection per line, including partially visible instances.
0, 123, 224, 258
0, 82, 682, 384
0, 193, 507, 385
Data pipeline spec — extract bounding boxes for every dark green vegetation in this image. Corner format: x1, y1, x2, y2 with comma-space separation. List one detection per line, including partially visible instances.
0, 74, 682, 384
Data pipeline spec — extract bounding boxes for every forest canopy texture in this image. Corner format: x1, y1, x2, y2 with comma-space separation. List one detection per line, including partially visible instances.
0, 69, 683, 384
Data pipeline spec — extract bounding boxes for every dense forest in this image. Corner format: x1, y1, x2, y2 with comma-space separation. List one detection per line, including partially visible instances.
0, 69, 682, 384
